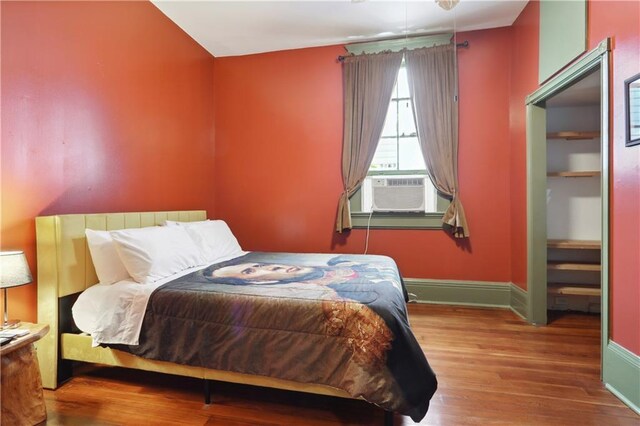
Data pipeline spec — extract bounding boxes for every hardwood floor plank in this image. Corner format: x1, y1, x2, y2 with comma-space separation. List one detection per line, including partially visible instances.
43, 305, 638, 425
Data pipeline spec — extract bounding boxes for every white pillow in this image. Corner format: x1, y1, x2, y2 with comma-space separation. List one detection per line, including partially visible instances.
72, 282, 112, 334
164, 219, 210, 227
182, 220, 244, 264
110, 226, 207, 284
85, 229, 131, 285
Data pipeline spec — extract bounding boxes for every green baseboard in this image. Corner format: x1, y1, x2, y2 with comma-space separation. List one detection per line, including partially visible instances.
404, 278, 526, 319
404, 278, 525, 310
603, 341, 640, 415
510, 284, 528, 319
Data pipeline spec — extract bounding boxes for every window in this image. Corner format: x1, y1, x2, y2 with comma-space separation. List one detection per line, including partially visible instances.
360, 64, 439, 213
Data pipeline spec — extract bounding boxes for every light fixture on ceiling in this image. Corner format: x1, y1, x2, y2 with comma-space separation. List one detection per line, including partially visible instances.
436, 0, 459, 11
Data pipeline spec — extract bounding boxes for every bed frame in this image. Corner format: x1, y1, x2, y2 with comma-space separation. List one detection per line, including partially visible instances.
35, 210, 355, 402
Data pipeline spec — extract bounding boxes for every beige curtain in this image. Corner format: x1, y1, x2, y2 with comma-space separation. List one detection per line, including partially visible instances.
336, 51, 404, 233
405, 44, 470, 238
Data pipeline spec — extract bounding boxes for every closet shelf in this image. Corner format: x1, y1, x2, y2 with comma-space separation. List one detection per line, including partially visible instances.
547, 171, 600, 178
547, 131, 601, 140
547, 239, 601, 250
548, 283, 601, 297
547, 262, 601, 272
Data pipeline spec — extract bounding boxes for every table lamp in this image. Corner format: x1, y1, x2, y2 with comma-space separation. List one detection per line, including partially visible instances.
0, 251, 32, 329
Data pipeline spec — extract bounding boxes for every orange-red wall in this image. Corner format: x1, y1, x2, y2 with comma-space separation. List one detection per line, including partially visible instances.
589, 0, 640, 354
1, 1, 216, 322
215, 0, 639, 355
509, 0, 539, 291
2, 0, 637, 356
214, 27, 513, 282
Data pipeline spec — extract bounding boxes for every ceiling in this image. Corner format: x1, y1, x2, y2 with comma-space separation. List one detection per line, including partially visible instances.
547, 70, 601, 107
151, 1, 529, 57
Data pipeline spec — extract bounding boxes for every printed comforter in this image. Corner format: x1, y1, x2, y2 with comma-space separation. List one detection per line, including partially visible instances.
116, 252, 437, 421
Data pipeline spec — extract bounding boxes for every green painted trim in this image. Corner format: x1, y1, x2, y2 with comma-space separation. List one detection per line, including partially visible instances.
436, 194, 449, 213
599, 52, 611, 380
349, 186, 446, 229
525, 39, 612, 328
350, 186, 364, 211
510, 284, 528, 320
346, 34, 452, 55
404, 279, 527, 321
528, 39, 610, 105
538, 0, 587, 84
404, 278, 511, 308
526, 103, 548, 325
603, 341, 640, 415
366, 170, 425, 176
351, 212, 444, 229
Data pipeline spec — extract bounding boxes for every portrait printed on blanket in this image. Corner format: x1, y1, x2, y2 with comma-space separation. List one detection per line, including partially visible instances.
202, 254, 404, 369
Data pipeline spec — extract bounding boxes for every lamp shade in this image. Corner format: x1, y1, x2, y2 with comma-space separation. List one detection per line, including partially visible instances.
0, 251, 33, 289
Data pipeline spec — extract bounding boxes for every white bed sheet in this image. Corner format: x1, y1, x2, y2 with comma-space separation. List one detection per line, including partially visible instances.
73, 252, 248, 347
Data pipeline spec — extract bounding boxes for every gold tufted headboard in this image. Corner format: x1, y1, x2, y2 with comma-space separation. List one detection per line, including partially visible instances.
35, 210, 207, 388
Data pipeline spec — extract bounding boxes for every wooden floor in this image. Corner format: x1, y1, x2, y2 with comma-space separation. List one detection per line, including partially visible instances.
43, 305, 638, 425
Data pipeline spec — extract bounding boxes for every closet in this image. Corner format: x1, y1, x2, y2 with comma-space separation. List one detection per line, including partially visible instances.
545, 70, 602, 313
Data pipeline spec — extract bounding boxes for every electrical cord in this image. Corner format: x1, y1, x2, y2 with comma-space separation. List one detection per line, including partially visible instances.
364, 206, 374, 254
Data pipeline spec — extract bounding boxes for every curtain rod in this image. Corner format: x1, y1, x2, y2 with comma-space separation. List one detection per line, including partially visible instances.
337, 40, 469, 63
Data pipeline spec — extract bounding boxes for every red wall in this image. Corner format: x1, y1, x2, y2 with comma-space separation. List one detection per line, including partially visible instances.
509, 0, 540, 290
214, 28, 513, 282
1, 1, 216, 322
589, 0, 640, 354
4, 0, 636, 356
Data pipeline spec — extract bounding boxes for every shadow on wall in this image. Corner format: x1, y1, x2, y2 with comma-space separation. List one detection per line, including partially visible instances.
447, 228, 473, 253
331, 228, 350, 250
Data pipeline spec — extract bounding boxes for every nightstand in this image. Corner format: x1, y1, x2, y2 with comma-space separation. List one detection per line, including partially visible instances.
1, 323, 49, 426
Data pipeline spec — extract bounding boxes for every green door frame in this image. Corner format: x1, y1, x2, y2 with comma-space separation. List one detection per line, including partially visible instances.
526, 38, 639, 414
525, 38, 610, 351
525, 103, 548, 325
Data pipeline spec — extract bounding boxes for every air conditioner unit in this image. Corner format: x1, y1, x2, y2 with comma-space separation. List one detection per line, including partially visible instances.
371, 177, 425, 212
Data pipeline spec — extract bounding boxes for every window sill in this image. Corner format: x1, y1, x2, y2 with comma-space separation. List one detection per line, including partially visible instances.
350, 211, 444, 229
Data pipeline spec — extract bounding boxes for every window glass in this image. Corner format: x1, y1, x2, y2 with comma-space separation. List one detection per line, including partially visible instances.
362, 62, 437, 214
369, 65, 424, 173
370, 138, 397, 171
397, 68, 410, 98
380, 102, 398, 137
398, 100, 417, 137
399, 137, 425, 170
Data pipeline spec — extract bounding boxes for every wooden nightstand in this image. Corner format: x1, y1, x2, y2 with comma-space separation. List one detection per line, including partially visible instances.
1, 323, 49, 426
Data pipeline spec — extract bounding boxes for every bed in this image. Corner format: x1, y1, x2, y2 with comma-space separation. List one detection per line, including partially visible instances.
35, 210, 436, 423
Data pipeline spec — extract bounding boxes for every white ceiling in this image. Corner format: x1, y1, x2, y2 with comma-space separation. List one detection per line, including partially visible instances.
151, 1, 529, 57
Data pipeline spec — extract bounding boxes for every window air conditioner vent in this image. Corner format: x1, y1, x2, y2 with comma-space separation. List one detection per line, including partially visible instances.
371, 177, 425, 212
